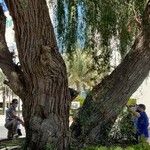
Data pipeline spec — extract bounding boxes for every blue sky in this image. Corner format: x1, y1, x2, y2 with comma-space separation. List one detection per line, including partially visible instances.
0, 0, 8, 12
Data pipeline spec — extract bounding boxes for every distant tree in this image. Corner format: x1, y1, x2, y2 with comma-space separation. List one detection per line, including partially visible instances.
64, 49, 101, 92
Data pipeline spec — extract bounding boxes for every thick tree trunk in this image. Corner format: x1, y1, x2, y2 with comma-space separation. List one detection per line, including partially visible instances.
71, 1, 150, 147
3, 1, 70, 150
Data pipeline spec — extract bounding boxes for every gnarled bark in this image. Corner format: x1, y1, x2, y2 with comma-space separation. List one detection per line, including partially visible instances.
2, 1, 70, 150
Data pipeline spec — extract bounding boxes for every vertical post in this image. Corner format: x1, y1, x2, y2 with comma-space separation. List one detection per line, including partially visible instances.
2, 86, 6, 115
18, 98, 21, 117
8, 89, 11, 107
12, 90, 14, 99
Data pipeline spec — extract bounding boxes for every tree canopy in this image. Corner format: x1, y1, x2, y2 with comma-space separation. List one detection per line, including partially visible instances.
48, 0, 148, 75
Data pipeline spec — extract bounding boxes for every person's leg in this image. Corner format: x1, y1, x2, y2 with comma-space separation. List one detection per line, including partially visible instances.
7, 130, 13, 139
17, 121, 22, 136
5, 120, 15, 139
12, 120, 20, 138
5, 119, 18, 139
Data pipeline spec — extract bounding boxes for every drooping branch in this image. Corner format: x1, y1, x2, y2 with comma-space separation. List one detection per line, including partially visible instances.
0, 6, 25, 98
91, 0, 150, 102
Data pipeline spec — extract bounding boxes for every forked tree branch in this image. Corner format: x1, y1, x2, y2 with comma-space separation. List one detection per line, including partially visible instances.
0, 6, 25, 98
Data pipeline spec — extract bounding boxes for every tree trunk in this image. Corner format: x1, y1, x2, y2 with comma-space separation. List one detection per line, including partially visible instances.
3, 1, 70, 150
71, 1, 150, 147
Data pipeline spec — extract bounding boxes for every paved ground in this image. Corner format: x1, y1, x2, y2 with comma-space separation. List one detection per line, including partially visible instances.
0, 115, 25, 140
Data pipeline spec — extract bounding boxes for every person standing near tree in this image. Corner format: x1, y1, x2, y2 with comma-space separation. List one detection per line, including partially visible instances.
128, 104, 149, 142
136, 104, 149, 140
4, 99, 24, 139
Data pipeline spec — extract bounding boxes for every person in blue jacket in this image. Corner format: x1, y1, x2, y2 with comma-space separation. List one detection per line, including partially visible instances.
136, 104, 149, 139
129, 104, 149, 142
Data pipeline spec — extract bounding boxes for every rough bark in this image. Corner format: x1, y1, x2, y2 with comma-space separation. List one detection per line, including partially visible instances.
71, 1, 150, 147
2, 1, 70, 150
0, 7, 25, 98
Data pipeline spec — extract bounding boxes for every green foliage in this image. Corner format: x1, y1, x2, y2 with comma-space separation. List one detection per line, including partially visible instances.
119, 111, 136, 142
0, 138, 24, 149
63, 49, 102, 91
82, 141, 150, 150
109, 106, 137, 144
70, 96, 85, 117
82, 146, 108, 150
46, 143, 56, 150
132, 139, 150, 150
75, 95, 85, 106
56, 0, 78, 53
54, 0, 148, 77
57, 0, 147, 51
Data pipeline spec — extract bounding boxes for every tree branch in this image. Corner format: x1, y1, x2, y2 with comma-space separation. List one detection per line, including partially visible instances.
91, 0, 150, 107
0, 6, 25, 98
142, 0, 150, 32
132, 6, 142, 29
71, 1, 150, 145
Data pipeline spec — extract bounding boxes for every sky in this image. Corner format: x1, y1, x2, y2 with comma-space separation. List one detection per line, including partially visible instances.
0, 0, 8, 12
